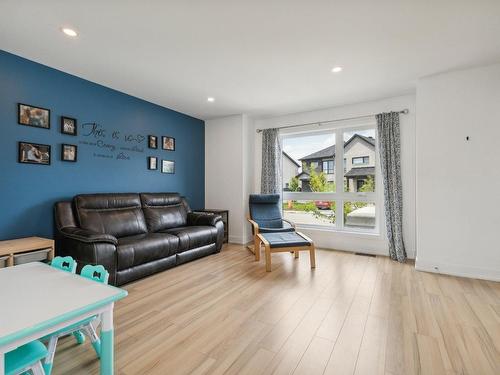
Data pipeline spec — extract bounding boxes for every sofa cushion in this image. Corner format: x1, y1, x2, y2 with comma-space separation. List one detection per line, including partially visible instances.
140, 193, 189, 232
161, 226, 218, 252
117, 232, 179, 270
75, 193, 147, 238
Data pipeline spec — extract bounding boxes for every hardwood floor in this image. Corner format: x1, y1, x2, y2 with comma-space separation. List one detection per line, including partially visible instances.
53, 244, 500, 375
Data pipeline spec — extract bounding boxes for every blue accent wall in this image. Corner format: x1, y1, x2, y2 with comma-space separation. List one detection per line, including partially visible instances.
0, 50, 205, 240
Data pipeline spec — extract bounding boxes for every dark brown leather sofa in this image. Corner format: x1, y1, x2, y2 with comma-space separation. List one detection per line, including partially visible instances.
54, 192, 224, 286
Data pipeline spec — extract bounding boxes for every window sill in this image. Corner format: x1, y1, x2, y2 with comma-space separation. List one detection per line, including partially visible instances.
296, 224, 383, 239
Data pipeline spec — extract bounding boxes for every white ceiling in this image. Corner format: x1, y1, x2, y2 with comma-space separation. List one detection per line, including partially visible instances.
1, 1, 500, 120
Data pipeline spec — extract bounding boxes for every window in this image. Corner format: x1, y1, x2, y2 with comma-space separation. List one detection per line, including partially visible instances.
322, 160, 334, 174
352, 156, 369, 165
282, 126, 379, 234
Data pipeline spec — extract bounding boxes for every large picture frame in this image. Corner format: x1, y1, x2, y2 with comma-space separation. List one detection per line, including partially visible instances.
18, 141, 51, 165
18, 103, 50, 129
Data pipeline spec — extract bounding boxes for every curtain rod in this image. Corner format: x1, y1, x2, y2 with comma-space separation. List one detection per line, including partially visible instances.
255, 108, 409, 133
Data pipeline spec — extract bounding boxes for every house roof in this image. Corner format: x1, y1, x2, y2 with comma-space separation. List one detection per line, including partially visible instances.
295, 171, 310, 181
282, 151, 300, 167
299, 145, 336, 161
299, 134, 375, 161
345, 134, 375, 149
344, 166, 375, 177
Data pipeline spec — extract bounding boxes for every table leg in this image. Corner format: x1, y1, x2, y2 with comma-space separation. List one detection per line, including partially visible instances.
0, 351, 5, 375
100, 305, 114, 375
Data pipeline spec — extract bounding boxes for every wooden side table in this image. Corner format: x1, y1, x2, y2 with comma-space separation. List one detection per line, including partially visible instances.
193, 209, 229, 243
0, 236, 54, 267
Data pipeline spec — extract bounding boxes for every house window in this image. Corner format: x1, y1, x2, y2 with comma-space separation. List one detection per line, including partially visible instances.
352, 156, 369, 165
281, 126, 379, 234
322, 160, 334, 174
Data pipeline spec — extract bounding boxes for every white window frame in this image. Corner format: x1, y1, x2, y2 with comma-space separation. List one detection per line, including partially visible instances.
281, 121, 382, 235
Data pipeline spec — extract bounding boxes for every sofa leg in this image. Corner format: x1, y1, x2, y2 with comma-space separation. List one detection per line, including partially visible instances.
294, 250, 299, 259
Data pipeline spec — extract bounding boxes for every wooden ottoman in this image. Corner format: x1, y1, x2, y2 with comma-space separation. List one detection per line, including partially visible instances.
256, 232, 316, 272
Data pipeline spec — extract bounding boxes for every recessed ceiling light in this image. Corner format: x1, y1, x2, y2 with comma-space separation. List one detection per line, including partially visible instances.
207, 97, 215, 102
61, 28, 78, 37
331, 66, 343, 73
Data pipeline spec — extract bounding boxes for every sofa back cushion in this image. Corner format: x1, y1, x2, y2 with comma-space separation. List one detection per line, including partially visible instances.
75, 193, 148, 238
140, 193, 190, 232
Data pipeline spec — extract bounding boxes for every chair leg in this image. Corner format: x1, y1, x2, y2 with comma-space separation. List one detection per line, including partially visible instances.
254, 235, 261, 261
294, 250, 299, 259
32, 362, 45, 375
309, 244, 316, 269
83, 323, 102, 358
43, 336, 59, 375
73, 330, 85, 344
265, 245, 272, 272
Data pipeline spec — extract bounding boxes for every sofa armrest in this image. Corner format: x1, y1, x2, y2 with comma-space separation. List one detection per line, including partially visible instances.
60, 227, 118, 245
187, 212, 222, 227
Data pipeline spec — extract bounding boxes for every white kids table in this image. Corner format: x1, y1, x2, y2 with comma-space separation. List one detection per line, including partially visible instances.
0, 262, 127, 375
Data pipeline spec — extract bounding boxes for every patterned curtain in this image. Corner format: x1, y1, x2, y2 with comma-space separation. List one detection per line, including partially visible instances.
261, 128, 282, 194
376, 112, 407, 262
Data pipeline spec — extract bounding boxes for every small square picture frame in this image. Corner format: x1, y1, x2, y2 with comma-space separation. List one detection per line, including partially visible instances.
148, 156, 158, 170
148, 135, 158, 149
161, 160, 175, 174
61, 144, 77, 162
162, 136, 175, 151
61, 116, 77, 136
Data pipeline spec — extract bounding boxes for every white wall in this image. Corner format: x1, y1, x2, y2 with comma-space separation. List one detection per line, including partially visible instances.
416, 64, 500, 281
254, 95, 417, 258
205, 114, 254, 244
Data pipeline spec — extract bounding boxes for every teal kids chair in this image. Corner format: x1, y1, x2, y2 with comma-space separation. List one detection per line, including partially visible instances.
4, 340, 47, 375
50, 256, 86, 343
42, 264, 110, 375
50, 256, 77, 273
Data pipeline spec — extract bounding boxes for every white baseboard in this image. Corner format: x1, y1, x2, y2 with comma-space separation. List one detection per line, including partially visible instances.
415, 258, 500, 282
228, 235, 253, 245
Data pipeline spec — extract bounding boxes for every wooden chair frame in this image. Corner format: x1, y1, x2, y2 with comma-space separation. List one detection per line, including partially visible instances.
256, 231, 316, 272
246, 216, 296, 261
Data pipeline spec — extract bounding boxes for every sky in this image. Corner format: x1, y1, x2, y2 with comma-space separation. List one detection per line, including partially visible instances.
282, 129, 375, 164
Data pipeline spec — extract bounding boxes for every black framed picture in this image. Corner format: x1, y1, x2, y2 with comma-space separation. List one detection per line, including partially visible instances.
148, 156, 158, 170
161, 160, 175, 174
18, 141, 51, 165
18, 103, 50, 129
162, 136, 175, 151
61, 144, 77, 162
61, 116, 77, 136
148, 135, 158, 149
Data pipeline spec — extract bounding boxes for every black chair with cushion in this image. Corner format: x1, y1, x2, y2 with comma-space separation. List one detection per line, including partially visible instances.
247, 194, 295, 261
